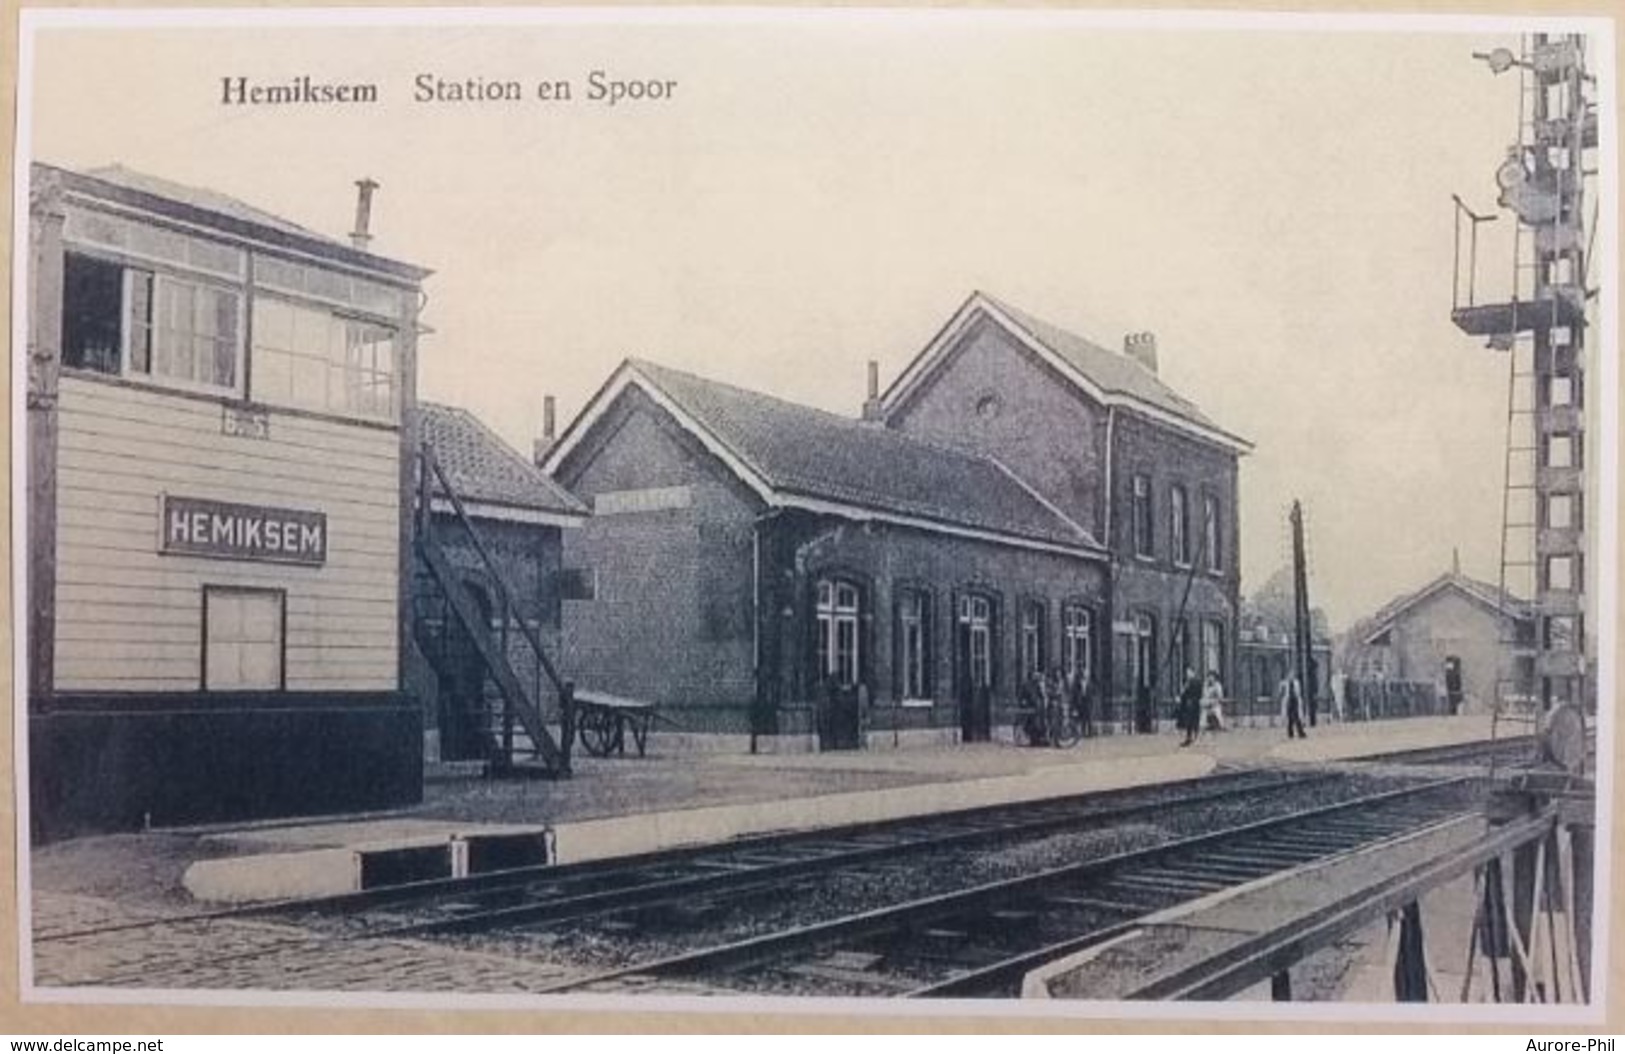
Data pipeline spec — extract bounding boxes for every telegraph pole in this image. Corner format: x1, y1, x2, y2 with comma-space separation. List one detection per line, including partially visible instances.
1290, 500, 1315, 726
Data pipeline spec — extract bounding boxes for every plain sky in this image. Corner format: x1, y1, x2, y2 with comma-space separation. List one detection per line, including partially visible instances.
26, 12, 1603, 630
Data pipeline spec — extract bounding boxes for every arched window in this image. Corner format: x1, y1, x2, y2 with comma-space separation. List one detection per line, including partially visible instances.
959, 593, 994, 688
1062, 604, 1093, 686
815, 578, 861, 688
1171, 484, 1191, 567
1020, 600, 1046, 683
896, 587, 932, 701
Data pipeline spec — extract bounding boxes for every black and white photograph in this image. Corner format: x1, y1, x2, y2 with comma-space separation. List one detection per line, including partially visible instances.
9, 7, 1617, 1023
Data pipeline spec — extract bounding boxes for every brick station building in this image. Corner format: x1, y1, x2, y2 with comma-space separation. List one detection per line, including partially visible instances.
544, 292, 1250, 750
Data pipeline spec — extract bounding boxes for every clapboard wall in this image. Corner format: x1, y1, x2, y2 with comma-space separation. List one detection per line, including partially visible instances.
53, 375, 401, 693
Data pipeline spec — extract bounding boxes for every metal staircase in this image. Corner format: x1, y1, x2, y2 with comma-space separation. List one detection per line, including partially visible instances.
412, 442, 573, 777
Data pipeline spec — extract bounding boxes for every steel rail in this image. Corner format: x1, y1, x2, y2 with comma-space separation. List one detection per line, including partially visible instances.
57, 763, 1365, 987
537, 776, 1479, 996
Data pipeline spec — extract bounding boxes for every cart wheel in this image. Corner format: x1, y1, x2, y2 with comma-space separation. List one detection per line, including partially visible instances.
1052, 714, 1083, 749
578, 709, 615, 757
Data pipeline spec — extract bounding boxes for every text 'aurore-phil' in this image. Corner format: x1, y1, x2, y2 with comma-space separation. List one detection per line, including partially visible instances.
160, 495, 327, 566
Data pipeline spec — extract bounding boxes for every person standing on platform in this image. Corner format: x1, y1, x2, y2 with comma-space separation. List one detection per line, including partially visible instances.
1178, 668, 1203, 747
1202, 671, 1227, 732
1279, 672, 1308, 739
1070, 670, 1093, 738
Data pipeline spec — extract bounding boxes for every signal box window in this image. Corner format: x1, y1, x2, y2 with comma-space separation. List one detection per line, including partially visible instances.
252, 297, 398, 421
61, 251, 241, 392
204, 587, 285, 691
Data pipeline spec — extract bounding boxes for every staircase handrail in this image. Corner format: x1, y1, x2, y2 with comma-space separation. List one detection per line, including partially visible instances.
417, 442, 567, 697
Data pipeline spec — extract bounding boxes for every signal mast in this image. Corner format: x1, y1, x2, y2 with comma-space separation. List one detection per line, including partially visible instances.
1450, 33, 1598, 719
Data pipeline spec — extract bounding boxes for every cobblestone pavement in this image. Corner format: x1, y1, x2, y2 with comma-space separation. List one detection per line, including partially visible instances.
32, 892, 590, 993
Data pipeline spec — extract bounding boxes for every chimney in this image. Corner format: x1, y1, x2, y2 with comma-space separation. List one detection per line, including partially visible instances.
350, 177, 379, 251
1124, 331, 1158, 374
533, 395, 557, 466
861, 360, 884, 423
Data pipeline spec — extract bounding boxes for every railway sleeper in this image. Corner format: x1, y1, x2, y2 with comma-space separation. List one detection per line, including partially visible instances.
1129, 868, 1233, 892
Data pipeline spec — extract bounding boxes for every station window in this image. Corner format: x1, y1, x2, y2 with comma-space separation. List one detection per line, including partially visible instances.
1020, 600, 1046, 684
61, 251, 242, 393
959, 594, 995, 689
1062, 604, 1092, 686
251, 297, 398, 421
1204, 494, 1223, 573
1170, 618, 1192, 679
815, 578, 861, 688
203, 586, 285, 691
1170, 484, 1191, 566
1132, 474, 1154, 558
1545, 433, 1578, 469
1132, 612, 1158, 692
896, 588, 932, 702
1202, 619, 1226, 686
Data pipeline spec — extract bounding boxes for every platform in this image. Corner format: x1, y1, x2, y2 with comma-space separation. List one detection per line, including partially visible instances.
29, 714, 1499, 907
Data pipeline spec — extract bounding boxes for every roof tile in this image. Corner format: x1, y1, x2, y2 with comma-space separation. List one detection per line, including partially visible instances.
628, 359, 1097, 552
419, 402, 587, 518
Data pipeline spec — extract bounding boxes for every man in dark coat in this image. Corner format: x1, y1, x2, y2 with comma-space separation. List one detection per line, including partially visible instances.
1178, 668, 1203, 747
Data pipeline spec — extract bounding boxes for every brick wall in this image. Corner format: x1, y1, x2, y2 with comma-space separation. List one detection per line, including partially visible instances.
886, 317, 1108, 540
761, 511, 1110, 740
1107, 410, 1241, 721
558, 390, 763, 735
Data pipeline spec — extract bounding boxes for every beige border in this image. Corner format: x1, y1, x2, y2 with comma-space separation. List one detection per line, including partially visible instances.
2, 0, 1621, 1034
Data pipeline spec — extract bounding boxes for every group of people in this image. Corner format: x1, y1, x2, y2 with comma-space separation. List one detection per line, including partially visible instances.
1019, 665, 1315, 747
1017, 668, 1093, 745
1175, 669, 1228, 747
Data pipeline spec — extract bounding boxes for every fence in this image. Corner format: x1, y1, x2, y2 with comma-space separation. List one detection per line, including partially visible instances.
1342, 679, 1446, 722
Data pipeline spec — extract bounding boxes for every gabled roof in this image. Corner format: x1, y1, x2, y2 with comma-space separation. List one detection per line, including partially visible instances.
882, 291, 1251, 452
419, 402, 587, 525
545, 358, 1104, 557
1357, 571, 1532, 646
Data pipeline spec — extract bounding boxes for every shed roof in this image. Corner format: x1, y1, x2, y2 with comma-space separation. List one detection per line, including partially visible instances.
419, 402, 587, 522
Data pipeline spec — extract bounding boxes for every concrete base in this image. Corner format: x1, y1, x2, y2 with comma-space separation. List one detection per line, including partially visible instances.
182, 751, 1214, 902
864, 726, 961, 751
183, 821, 554, 903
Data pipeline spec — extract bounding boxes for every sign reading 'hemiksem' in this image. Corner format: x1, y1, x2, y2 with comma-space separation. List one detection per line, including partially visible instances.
159, 495, 327, 566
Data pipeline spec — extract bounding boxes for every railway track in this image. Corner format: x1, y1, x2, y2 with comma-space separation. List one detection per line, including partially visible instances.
37, 766, 1427, 989
538, 776, 1484, 998
39, 747, 1514, 994
35, 766, 1332, 947
1363, 735, 1539, 768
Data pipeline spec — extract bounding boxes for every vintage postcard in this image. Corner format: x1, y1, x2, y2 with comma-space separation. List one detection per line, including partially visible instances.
6, 5, 1619, 1029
